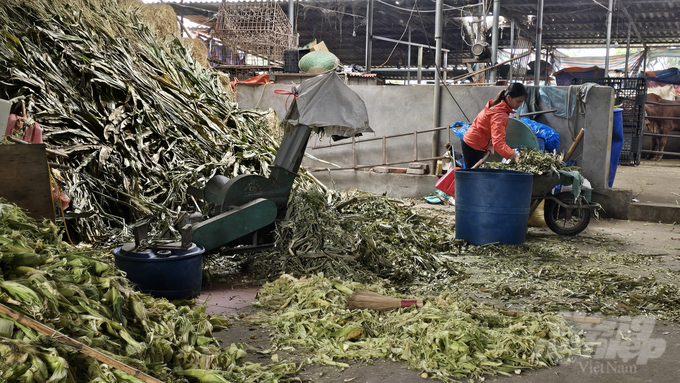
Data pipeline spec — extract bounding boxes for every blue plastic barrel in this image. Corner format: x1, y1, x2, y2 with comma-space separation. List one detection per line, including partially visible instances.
113, 243, 204, 299
609, 108, 623, 187
455, 169, 533, 245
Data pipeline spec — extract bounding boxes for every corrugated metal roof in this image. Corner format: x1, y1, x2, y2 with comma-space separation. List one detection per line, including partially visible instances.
165, 0, 680, 68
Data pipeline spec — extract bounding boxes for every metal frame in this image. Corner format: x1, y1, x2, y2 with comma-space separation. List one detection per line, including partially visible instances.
643, 110, 680, 158
309, 126, 452, 172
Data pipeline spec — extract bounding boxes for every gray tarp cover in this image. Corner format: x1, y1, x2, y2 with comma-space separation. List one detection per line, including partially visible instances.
284, 72, 373, 138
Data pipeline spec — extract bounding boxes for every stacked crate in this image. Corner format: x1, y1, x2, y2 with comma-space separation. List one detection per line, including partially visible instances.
572, 77, 647, 165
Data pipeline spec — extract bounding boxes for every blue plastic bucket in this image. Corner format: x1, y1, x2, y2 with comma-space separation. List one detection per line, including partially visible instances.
455, 169, 533, 245
113, 243, 204, 299
609, 108, 623, 187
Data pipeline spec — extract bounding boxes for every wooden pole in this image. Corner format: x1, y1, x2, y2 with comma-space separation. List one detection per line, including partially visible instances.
514, 109, 557, 118
0, 303, 164, 383
564, 128, 585, 161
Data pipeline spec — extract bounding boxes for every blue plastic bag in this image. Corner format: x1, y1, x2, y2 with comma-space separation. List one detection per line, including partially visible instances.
520, 118, 560, 152
452, 121, 471, 139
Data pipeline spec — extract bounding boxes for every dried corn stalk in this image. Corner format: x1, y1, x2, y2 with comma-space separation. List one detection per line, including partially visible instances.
0, 0, 285, 244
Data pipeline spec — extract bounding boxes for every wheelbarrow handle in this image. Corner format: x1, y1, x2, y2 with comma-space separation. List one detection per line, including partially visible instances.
471, 151, 491, 169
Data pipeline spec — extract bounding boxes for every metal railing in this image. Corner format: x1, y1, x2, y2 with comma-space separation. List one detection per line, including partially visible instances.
642, 114, 680, 158
309, 126, 452, 172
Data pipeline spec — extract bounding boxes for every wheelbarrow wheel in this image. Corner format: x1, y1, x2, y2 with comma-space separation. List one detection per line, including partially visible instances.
544, 192, 591, 236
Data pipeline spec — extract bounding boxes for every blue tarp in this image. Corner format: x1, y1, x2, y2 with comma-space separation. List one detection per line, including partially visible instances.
553, 66, 605, 86
647, 68, 680, 85
520, 118, 560, 152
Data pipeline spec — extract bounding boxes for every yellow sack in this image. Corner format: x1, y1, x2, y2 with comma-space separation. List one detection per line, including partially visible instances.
527, 201, 546, 227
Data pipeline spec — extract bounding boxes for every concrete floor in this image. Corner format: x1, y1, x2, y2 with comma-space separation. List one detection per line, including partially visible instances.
613, 158, 680, 205
195, 160, 680, 383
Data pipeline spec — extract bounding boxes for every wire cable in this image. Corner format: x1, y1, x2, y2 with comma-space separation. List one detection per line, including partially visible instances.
374, 2, 418, 68
414, 0, 470, 122
376, 0, 480, 13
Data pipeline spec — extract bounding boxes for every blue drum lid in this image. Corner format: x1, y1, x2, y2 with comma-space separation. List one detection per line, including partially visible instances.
113, 243, 204, 260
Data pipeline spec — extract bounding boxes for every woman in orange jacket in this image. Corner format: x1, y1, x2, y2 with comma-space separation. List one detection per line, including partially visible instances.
462, 83, 528, 169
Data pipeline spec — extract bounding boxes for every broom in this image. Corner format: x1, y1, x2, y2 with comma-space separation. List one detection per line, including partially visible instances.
346, 290, 423, 310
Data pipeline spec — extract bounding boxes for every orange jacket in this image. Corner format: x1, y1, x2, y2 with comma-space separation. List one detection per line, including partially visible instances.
463, 100, 515, 159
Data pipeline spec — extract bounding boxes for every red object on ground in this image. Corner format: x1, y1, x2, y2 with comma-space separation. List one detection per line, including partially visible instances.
24, 122, 43, 144
5, 114, 20, 136
52, 188, 70, 209
230, 74, 272, 89
4, 115, 43, 144
435, 167, 461, 198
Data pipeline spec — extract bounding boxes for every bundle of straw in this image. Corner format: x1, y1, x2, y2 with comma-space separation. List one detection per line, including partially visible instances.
346, 290, 423, 311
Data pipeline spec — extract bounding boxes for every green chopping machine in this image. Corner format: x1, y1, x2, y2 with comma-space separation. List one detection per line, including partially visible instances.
180, 72, 373, 253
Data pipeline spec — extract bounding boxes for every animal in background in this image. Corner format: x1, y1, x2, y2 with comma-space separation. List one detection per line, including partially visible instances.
644, 93, 680, 161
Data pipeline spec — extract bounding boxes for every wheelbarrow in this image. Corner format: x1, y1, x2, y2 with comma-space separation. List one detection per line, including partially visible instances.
530, 173, 600, 236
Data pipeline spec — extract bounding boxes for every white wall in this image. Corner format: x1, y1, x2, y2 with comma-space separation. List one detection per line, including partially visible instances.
237, 81, 615, 193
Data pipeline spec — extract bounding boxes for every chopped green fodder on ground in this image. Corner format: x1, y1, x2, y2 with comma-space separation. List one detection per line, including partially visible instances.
0, 200, 296, 382
243, 189, 465, 285
247, 273, 591, 382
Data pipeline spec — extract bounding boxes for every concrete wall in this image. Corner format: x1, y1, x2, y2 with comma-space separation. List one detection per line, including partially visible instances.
237, 81, 615, 196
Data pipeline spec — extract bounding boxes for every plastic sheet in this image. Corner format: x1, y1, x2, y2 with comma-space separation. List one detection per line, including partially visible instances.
539, 86, 576, 118
284, 72, 373, 138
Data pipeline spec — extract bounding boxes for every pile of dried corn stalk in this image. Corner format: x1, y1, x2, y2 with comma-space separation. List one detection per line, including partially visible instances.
245, 189, 465, 284
0, 200, 297, 382
0, 0, 283, 244
247, 273, 590, 382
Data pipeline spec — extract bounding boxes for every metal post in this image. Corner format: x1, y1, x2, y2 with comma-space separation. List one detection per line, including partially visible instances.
490, 0, 500, 83
625, 23, 631, 77
604, 0, 613, 77
180, 0, 184, 38
352, 137, 356, 168
534, 0, 544, 85
407, 27, 412, 84
288, 0, 294, 35
382, 136, 386, 165
365, 0, 374, 72
443, 51, 448, 83
509, 21, 514, 82
432, 0, 443, 170
545, 50, 550, 85
417, 46, 423, 84
413, 131, 418, 161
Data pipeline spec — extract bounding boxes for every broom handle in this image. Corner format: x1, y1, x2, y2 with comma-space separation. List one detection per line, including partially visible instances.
564, 129, 585, 161
0, 303, 164, 383
471, 150, 491, 169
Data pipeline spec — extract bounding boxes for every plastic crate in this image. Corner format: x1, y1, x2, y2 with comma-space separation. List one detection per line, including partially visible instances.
284, 49, 299, 73
571, 77, 647, 165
